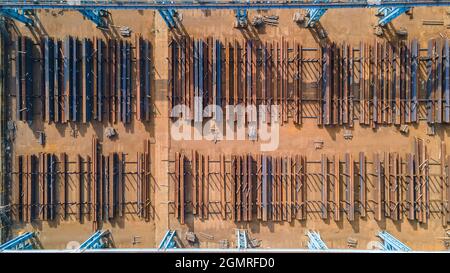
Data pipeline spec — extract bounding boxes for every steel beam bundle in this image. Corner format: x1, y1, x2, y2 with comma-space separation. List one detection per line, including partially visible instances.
137, 140, 152, 221
15, 35, 153, 125
136, 35, 152, 121
169, 37, 450, 128
3, 1, 450, 10
11, 140, 151, 225
236, 229, 250, 249
172, 152, 307, 223
0, 8, 33, 26
377, 7, 410, 27
158, 9, 177, 29
169, 37, 304, 126
169, 141, 442, 224
158, 230, 180, 250
79, 9, 107, 28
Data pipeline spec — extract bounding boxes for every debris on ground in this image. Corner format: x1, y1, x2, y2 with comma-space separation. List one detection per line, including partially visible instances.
251, 14, 279, 28
105, 127, 118, 139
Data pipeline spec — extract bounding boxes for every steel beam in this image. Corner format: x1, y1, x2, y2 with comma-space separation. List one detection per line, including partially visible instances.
377, 7, 409, 26
236, 229, 250, 249
79, 9, 107, 28
0, 9, 33, 25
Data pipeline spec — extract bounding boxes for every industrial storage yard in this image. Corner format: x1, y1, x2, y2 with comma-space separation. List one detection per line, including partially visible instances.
0, 1, 450, 253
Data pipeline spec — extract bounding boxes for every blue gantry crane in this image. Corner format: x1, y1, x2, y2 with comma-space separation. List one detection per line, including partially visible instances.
377, 6, 410, 26
305, 0, 330, 27
306, 231, 328, 250
236, 229, 251, 249
79, 9, 108, 28
158, 230, 180, 250
377, 231, 412, 252
0, 1, 449, 29
158, 9, 177, 29
0, 232, 38, 251
75, 230, 112, 252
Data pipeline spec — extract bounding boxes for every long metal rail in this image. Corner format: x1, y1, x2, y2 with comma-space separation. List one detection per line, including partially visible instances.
1, 1, 450, 10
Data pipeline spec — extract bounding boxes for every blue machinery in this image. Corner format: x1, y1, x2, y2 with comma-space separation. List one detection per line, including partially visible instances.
305, 0, 329, 27
236, 229, 251, 249
158, 230, 180, 250
1, 1, 450, 28
378, 231, 411, 252
0, 232, 37, 251
306, 231, 328, 250
377, 6, 410, 26
75, 230, 112, 252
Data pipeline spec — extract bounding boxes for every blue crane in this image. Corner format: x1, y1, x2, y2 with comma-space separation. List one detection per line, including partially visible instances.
378, 231, 411, 251
306, 231, 328, 250
0, 232, 38, 251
